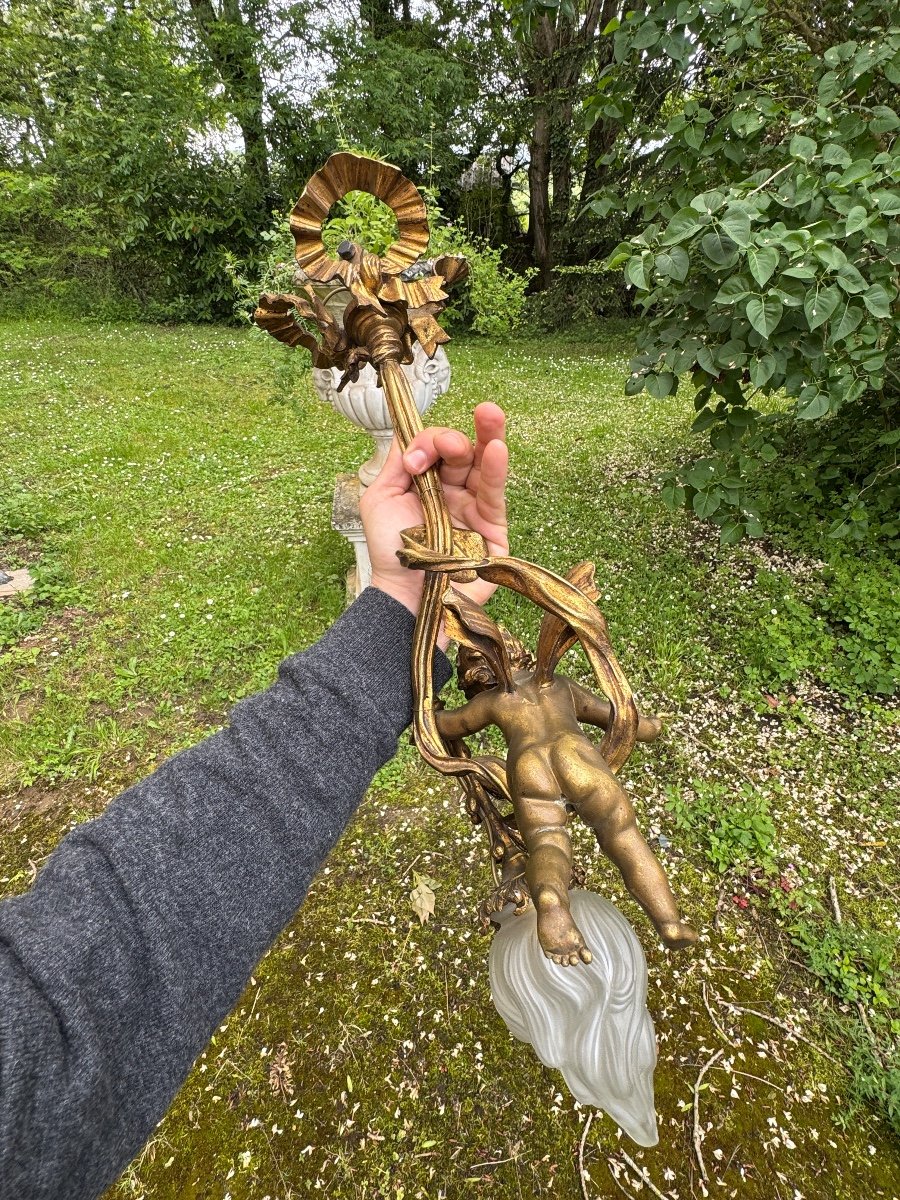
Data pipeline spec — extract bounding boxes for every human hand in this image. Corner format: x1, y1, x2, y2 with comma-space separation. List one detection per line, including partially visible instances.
360, 402, 509, 632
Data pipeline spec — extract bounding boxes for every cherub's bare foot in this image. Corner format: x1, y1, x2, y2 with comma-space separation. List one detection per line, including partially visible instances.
657, 919, 699, 950
534, 884, 593, 966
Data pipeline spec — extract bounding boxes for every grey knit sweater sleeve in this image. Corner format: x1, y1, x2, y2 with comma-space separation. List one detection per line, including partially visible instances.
0, 587, 451, 1200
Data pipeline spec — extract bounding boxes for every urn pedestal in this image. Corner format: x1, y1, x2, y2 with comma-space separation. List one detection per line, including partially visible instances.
312, 345, 451, 601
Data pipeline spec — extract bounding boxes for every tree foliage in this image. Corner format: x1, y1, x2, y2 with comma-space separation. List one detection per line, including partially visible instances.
593, 0, 900, 545
0, 0, 248, 317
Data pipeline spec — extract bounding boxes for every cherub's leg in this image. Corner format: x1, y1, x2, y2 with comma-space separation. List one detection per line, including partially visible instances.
512, 751, 592, 967
523, 819, 592, 967
560, 742, 697, 949
602, 819, 698, 948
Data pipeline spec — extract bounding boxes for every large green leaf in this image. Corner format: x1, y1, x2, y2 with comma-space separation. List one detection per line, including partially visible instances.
746, 295, 783, 337
719, 207, 752, 247
789, 134, 817, 162
661, 208, 703, 244
829, 300, 864, 343
696, 346, 717, 375
632, 19, 660, 49
684, 123, 705, 151
693, 488, 722, 518
837, 159, 874, 186
804, 284, 841, 329
685, 459, 717, 490
797, 393, 831, 419
719, 519, 744, 545
645, 371, 677, 398
656, 246, 690, 282
690, 190, 725, 214
747, 245, 778, 287
836, 263, 867, 294
845, 205, 869, 234
701, 231, 739, 266
625, 255, 649, 290
714, 276, 751, 304
822, 143, 852, 167
862, 283, 893, 318
749, 354, 777, 387
872, 189, 900, 216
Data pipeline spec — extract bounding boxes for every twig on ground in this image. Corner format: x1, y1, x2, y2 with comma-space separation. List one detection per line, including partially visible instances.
874, 871, 900, 900
827, 874, 886, 1066
722, 1142, 742, 1177
399, 853, 423, 881
713, 1065, 785, 1093
578, 1112, 593, 1200
722, 1003, 839, 1064
692, 1048, 723, 1184
606, 1159, 637, 1199
618, 1149, 669, 1199
678, 728, 758, 787
702, 980, 736, 1046
827, 874, 843, 924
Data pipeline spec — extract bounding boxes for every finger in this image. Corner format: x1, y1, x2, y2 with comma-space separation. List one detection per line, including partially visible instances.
474, 437, 508, 531
471, 403, 506, 472
402, 427, 468, 478
433, 429, 476, 489
369, 436, 411, 497
403, 427, 475, 490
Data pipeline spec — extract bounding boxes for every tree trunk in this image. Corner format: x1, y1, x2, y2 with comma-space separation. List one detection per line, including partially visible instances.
186, 0, 273, 222
525, 14, 556, 288
528, 94, 553, 289
581, 114, 618, 200
550, 98, 573, 228
522, 1, 609, 287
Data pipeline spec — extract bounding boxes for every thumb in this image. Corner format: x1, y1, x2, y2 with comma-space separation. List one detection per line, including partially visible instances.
368, 436, 412, 497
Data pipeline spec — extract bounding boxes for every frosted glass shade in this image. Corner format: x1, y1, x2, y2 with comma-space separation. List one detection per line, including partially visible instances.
489, 890, 658, 1147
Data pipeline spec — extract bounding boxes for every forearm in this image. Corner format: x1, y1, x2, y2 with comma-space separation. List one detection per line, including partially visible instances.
0, 587, 450, 1200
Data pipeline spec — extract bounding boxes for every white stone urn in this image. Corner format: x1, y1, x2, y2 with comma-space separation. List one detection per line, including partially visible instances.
312, 344, 451, 486
311, 344, 451, 600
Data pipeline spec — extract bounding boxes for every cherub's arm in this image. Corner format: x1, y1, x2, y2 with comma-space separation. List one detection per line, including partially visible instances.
568, 681, 662, 743
435, 689, 497, 739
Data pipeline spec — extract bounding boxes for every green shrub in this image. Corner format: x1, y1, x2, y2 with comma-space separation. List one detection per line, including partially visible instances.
791, 919, 897, 1010
428, 214, 534, 338
665, 781, 777, 874
321, 189, 400, 259
597, 0, 900, 544
819, 555, 900, 694
227, 189, 533, 339
526, 263, 627, 331
720, 551, 899, 698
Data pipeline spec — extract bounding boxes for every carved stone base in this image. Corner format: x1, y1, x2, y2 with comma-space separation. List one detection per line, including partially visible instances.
332, 473, 370, 602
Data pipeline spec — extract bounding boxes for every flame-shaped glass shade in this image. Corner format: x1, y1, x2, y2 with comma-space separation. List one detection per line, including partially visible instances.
489, 891, 659, 1147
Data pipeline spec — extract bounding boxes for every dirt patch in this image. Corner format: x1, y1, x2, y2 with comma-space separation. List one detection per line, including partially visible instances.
17, 605, 93, 650
0, 780, 104, 832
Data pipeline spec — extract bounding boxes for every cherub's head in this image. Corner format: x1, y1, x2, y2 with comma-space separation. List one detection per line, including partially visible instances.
458, 631, 535, 698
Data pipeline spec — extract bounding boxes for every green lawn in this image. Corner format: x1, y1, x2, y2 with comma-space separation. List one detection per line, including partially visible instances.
1, 317, 898, 1199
